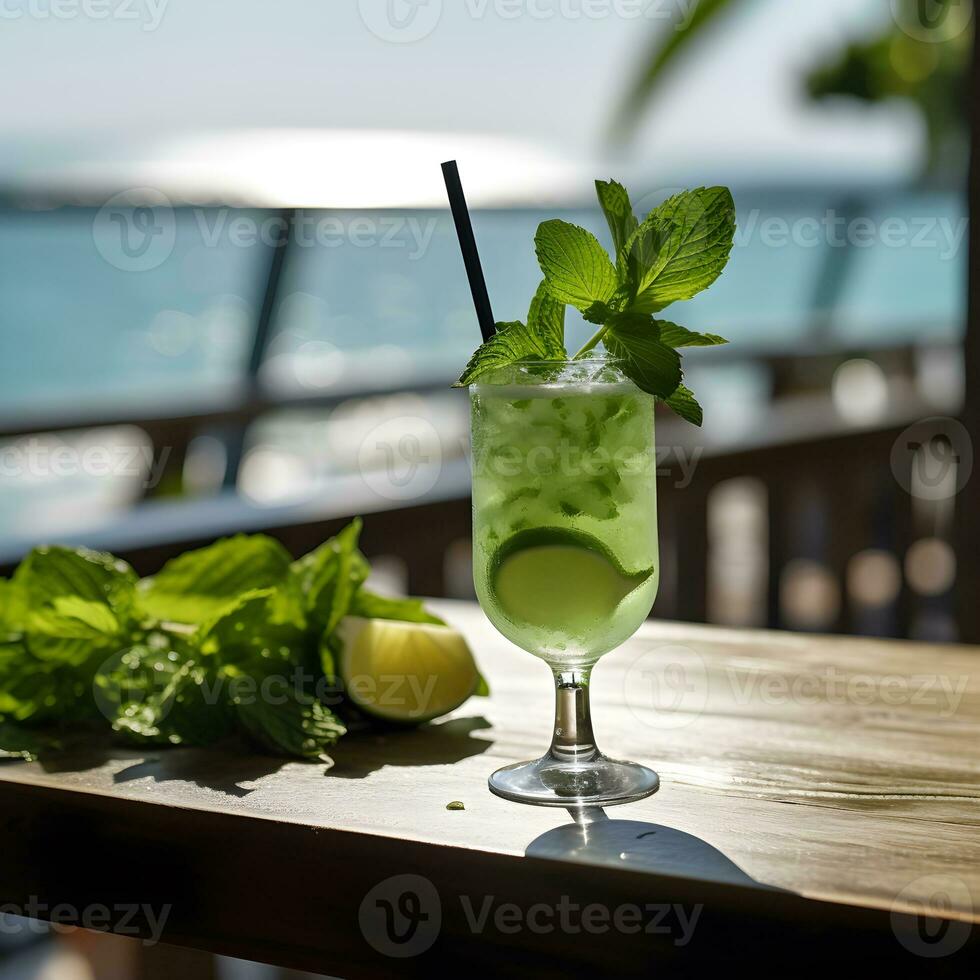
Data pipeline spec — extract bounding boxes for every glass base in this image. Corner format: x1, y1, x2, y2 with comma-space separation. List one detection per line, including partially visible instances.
488, 753, 659, 808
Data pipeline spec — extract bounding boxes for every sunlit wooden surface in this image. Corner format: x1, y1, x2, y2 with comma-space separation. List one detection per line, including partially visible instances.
0, 600, 977, 974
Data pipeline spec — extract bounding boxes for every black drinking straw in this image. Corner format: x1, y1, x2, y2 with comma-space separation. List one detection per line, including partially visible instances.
441, 160, 495, 342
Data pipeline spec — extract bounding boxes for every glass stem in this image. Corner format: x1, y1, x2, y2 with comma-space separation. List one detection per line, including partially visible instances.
549, 667, 600, 764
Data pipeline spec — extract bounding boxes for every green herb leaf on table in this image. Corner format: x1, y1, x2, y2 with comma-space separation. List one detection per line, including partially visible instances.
0, 637, 99, 725
350, 590, 446, 625
0, 719, 59, 761
0, 578, 28, 633
0, 520, 469, 765
27, 597, 122, 666
292, 518, 369, 634
235, 684, 346, 763
140, 534, 292, 624
13, 545, 137, 609
94, 640, 231, 748
0, 640, 69, 722
197, 589, 309, 669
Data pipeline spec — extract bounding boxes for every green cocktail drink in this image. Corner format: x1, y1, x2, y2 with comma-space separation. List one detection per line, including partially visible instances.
471, 358, 661, 806
472, 360, 659, 665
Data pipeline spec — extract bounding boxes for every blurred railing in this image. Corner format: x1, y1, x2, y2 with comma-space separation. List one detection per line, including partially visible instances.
0, 201, 974, 643
0, 379, 963, 644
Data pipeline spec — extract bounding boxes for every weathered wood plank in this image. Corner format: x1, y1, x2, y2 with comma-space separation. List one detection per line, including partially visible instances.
0, 603, 976, 973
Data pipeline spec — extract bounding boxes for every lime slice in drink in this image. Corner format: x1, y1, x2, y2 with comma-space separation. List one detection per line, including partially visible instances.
336, 616, 480, 723
490, 528, 652, 633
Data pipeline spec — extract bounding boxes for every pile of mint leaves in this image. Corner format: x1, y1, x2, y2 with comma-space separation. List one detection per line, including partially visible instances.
0, 519, 480, 764
455, 180, 737, 425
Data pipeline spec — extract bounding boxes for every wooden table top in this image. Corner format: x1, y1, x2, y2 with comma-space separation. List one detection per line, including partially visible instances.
1, 601, 977, 975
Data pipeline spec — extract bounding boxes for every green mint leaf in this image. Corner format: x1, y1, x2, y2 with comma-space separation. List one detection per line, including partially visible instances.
604, 315, 682, 399
235, 683, 346, 762
0, 579, 28, 633
292, 519, 369, 634
0, 521, 489, 760
656, 320, 729, 348
95, 641, 232, 747
534, 219, 618, 311
582, 301, 615, 325
454, 319, 563, 387
583, 282, 637, 325
27, 597, 123, 666
526, 279, 566, 352
319, 630, 341, 683
321, 523, 369, 635
0, 637, 98, 724
455, 281, 567, 386
595, 179, 639, 262
625, 187, 736, 312
140, 534, 292, 624
14, 546, 136, 613
50, 595, 120, 633
349, 590, 445, 625
0, 720, 59, 761
664, 383, 703, 426
197, 589, 309, 669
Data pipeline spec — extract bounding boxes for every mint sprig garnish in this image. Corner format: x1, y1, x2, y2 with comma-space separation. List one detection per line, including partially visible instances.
454, 179, 736, 425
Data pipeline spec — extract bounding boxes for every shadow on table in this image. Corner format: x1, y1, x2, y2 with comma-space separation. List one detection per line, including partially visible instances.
327, 715, 493, 778
29, 715, 493, 796
25, 734, 288, 798
526, 808, 766, 890
111, 751, 288, 797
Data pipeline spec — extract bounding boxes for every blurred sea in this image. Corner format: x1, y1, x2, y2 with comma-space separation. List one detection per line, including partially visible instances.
0, 189, 965, 416
0, 188, 966, 541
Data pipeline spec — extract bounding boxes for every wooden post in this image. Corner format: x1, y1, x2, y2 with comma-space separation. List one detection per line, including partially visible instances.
957, 26, 980, 643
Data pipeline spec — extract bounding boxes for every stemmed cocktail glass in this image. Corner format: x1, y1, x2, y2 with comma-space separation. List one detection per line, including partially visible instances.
471, 358, 661, 807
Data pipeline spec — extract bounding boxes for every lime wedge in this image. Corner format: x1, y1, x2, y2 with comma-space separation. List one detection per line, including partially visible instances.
490, 528, 652, 633
336, 616, 480, 723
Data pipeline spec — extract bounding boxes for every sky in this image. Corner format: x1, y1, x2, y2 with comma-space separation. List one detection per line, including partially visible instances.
0, 0, 924, 188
